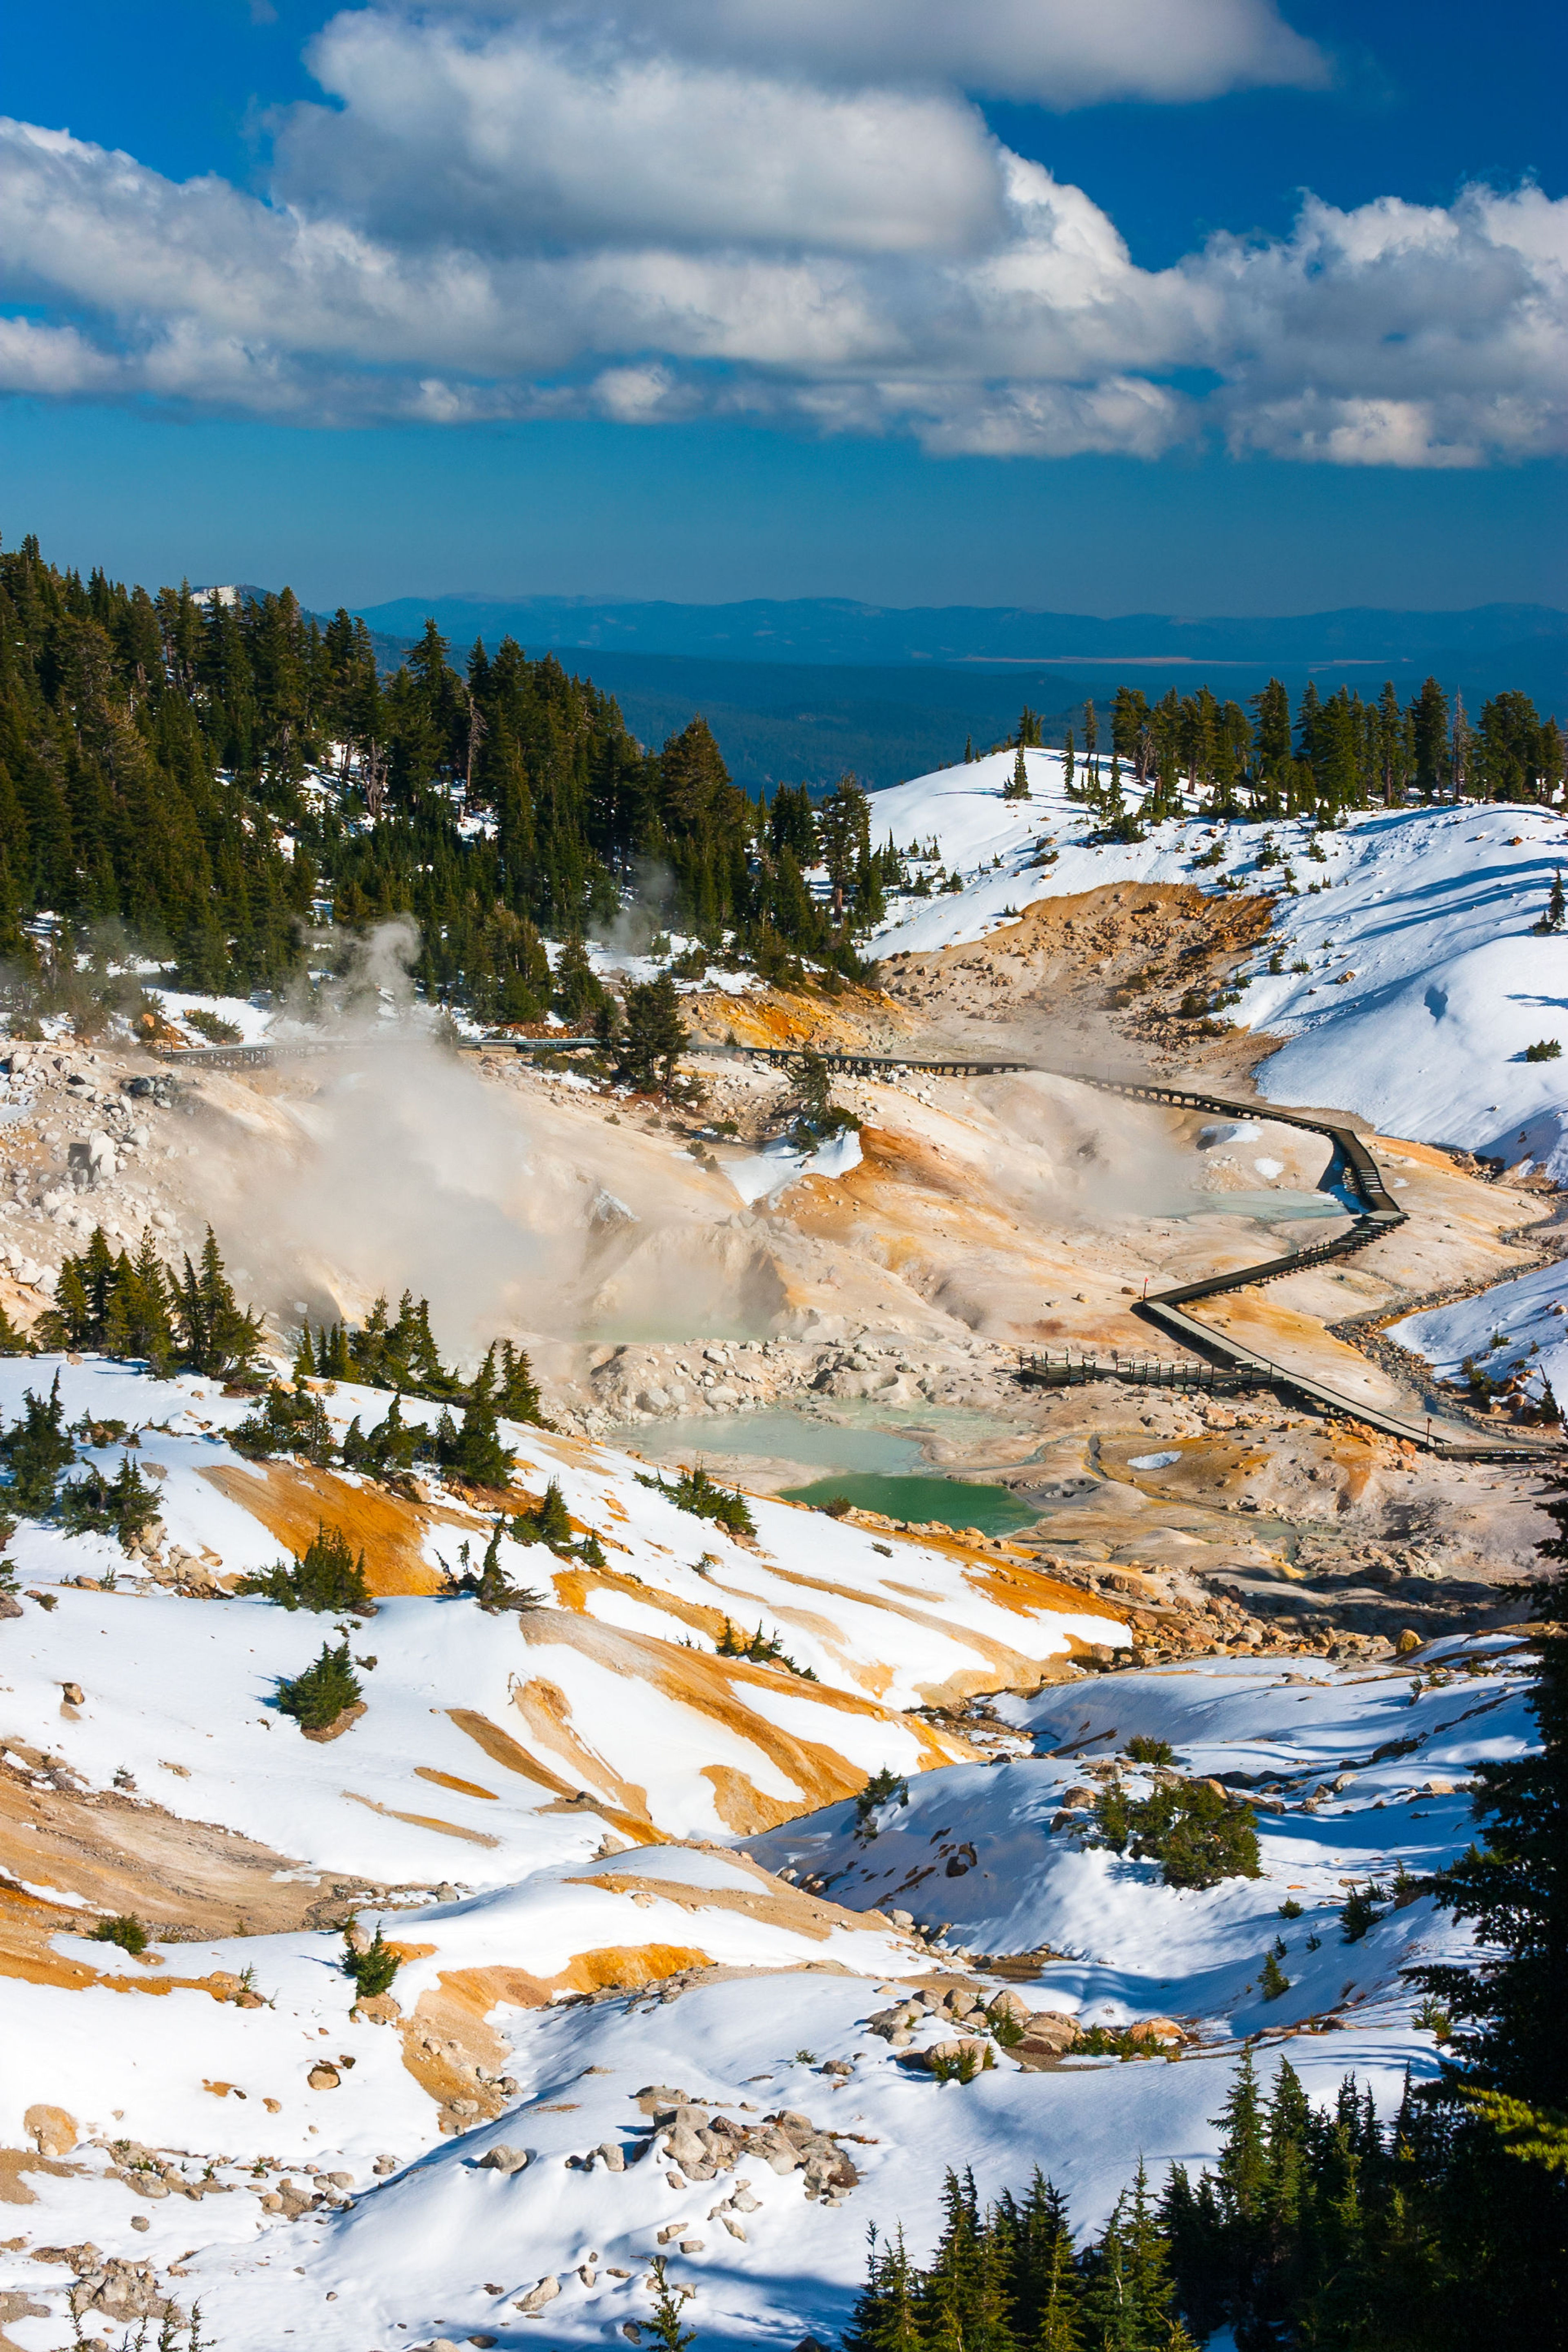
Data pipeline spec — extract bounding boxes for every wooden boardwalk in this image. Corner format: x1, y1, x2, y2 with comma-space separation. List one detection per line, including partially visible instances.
754, 1047, 1556, 1464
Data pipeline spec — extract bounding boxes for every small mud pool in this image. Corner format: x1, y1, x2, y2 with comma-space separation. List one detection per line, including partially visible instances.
610, 1405, 1042, 1534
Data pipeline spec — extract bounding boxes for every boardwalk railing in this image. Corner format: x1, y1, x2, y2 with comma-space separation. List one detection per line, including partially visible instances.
747, 1047, 1555, 1465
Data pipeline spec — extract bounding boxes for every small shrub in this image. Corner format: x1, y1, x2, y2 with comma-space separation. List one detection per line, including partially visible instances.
1126, 1735, 1175, 1766
183, 1008, 243, 1045
1412, 1993, 1451, 2038
715, 1615, 816, 1677
1075, 2025, 1161, 2061
1095, 1777, 1260, 1888
990, 2009, 1025, 2049
854, 1765, 910, 1828
930, 2047, 982, 2085
445, 1522, 545, 1612
93, 1913, 148, 1955
820, 1493, 853, 1519
342, 1922, 401, 1998
276, 1640, 362, 1731
1524, 1039, 1561, 1062
1278, 1896, 1304, 1919
59, 1454, 159, 1545
637, 1461, 756, 1538
1340, 1881, 1386, 1942
509, 1478, 576, 1551
238, 1523, 370, 1613
1260, 1950, 1290, 2000
1094, 1780, 1133, 1853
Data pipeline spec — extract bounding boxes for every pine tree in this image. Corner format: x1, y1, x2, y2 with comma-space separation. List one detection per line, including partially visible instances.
512, 1477, 574, 1549
276, 1639, 361, 1731
0, 1374, 76, 1512
845, 2227, 925, 2352
177, 1227, 265, 1379
1005, 742, 1031, 801
641, 2258, 696, 2352
238, 1523, 370, 1612
1036, 2233, 1084, 2352
439, 1390, 514, 1489
496, 1339, 546, 1425
614, 971, 689, 1095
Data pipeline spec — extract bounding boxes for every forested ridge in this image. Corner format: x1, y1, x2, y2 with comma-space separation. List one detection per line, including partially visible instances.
0, 535, 893, 1018
0, 533, 1560, 1024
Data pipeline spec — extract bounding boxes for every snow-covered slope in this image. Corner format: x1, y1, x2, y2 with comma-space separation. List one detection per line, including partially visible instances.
3, 1618, 1532, 2352
869, 748, 1200, 955
868, 756, 1568, 1167
751, 1650, 1529, 2018
0, 1359, 1122, 1862
1388, 1255, 1568, 1413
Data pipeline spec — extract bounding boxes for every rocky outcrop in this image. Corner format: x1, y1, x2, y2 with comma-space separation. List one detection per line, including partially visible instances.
643, 2094, 860, 2203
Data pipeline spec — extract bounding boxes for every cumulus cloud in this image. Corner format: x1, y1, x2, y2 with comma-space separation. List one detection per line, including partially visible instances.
0, 3, 1561, 467
409, 0, 1328, 108
281, 13, 1007, 255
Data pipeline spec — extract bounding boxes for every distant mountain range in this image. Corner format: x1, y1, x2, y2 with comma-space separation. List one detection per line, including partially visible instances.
351, 592, 1568, 676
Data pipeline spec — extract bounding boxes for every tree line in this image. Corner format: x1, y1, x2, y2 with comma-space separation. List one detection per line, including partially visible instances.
972, 677, 1564, 833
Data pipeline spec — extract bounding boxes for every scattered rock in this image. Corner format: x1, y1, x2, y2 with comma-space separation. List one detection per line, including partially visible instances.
1012, 2012, 1082, 2068
307, 2064, 342, 2091
476, 2146, 529, 2175
25, 2105, 78, 2157
68, 2258, 175, 2326
514, 2276, 559, 2316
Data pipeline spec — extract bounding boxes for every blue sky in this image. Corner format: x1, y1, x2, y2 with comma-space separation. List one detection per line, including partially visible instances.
2, 0, 1564, 614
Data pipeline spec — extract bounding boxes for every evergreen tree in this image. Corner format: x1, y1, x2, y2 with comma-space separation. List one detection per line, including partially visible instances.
510, 1477, 575, 1549
1411, 677, 1450, 799
276, 1639, 361, 1731
438, 1389, 514, 1489
0, 1375, 76, 1512
614, 971, 689, 1095
237, 1523, 370, 1612
641, 2258, 696, 2352
1004, 742, 1031, 801
176, 1227, 265, 1379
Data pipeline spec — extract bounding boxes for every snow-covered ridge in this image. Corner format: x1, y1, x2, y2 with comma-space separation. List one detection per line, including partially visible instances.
866, 752, 1568, 1165
0, 1356, 1121, 1857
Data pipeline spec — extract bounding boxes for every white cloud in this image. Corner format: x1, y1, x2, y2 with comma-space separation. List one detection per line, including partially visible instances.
411, 0, 1328, 107
282, 13, 1007, 256
0, 312, 115, 396
0, 6, 1561, 470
